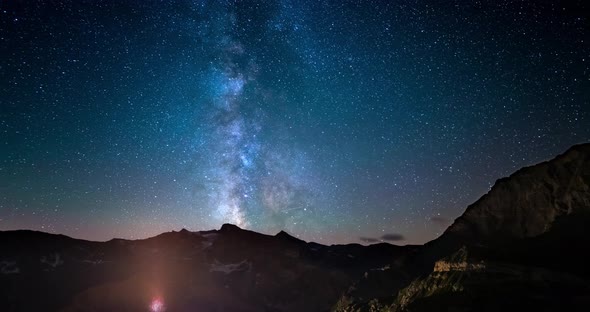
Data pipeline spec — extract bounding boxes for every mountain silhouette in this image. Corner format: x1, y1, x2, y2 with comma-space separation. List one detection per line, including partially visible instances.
1, 143, 589, 311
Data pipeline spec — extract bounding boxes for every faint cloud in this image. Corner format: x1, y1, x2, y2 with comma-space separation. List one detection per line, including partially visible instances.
380, 233, 405, 242
359, 237, 379, 243
360, 233, 406, 243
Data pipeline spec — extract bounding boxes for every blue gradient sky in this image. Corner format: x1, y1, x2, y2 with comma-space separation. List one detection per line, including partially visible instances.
1, 0, 588, 244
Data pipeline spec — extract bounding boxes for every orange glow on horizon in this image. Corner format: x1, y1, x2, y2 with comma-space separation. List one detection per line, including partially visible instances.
150, 298, 165, 312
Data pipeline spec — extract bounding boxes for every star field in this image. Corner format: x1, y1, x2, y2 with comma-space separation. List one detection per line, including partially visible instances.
1, 0, 589, 244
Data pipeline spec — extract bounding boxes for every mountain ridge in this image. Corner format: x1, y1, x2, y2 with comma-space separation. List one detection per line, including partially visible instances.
443, 143, 590, 240
333, 143, 590, 311
1, 143, 589, 311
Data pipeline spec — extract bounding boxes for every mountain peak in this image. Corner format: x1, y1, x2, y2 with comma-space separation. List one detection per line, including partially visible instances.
275, 230, 300, 241
443, 142, 590, 243
219, 223, 242, 232
276, 230, 290, 236
275, 231, 305, 244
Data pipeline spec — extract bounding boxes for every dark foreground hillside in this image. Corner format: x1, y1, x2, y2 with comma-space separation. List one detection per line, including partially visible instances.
1, 143, 589, 312
335, 143, 590, 312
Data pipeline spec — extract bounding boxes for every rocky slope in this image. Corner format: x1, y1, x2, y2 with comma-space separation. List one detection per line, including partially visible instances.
442, 143, 590, 242
390, 246, 589, 312
333, 143, 590, 311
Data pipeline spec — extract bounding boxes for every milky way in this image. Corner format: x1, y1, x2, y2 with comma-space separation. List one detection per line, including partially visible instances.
193, 2, 320, 232
1, 0, 588, 244
205, 30, 256, 228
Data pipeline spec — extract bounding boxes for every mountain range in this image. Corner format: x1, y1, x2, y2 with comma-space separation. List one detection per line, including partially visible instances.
1, 143, 589, 311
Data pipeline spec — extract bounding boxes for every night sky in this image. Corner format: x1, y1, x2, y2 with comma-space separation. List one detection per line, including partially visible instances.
1, 0, 588, 245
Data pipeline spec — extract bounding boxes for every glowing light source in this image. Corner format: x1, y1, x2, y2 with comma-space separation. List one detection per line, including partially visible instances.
150, 298, 165, 312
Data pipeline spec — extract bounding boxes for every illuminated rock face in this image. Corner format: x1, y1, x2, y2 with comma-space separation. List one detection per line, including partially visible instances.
432, 247, 485, 273
433, 260, 485, 273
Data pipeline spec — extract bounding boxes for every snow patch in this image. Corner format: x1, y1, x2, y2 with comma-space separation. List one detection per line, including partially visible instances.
0, 261, 19, 274
200, 233, 218, 249
201, 241, 213, 249
209, 259, 251, 274
370, 265, 391, 272
202, 233, 218, 239
83, 259, 108, 265
41, 253, 63, 268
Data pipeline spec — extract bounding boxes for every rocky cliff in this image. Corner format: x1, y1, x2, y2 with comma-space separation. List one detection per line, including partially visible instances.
443, 143, 590, 242
333, 143, 590, 312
